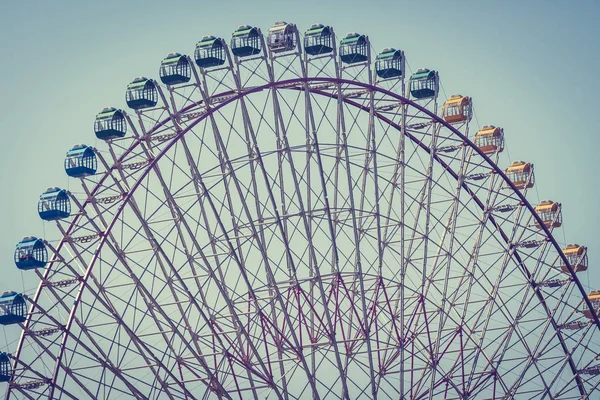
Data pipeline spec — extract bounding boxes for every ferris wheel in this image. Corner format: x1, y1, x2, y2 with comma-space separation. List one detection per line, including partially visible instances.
1, 20, 600, 399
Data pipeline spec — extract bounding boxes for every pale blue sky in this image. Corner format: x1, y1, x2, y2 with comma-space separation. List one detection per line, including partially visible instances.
0, 0, 599, 349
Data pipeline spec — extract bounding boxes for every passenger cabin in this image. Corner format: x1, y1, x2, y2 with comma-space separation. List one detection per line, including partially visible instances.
583, 290, 600, 319
38, 187, 71, 221
267, 21, 297, 53
304, 24, 333, 56
0, 353, 10, 383
339, 32, 368, 64
159, 53, 191, 85
409, 68, 438, 99
230, 25, 261, 57
14, 237, 47, 270
474, 125, 504, 154
0, 292, 26, 325
64, 144, 97, 178
534, 200, 562, 229
442, 95, 472, 124
94, 107, 127, 140
195, 36, 226, 68
375, 48, 404, 79
561, 244, 588, 273
505, 161, 534, 190
126, 77, 158, 110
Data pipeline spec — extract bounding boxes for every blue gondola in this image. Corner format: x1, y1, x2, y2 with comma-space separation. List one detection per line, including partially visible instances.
126, 77, 158, 110
375, 48, 404, 79
0, 292, 26, 325
304, 24, 333, 56
14, 236, 47, 270
409, 68, 438, 99
194, 36, 226, 68
0, 352, 10, 382
230, 25, 261, 57
38, 187, 71, 221
159, 53, 191, 86
64, 144, 97, 178
339, 32, 369, 64
94, 107, 127, 140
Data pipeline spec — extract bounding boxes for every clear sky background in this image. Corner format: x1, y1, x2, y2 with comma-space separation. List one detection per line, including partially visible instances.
0, 0, 598, 351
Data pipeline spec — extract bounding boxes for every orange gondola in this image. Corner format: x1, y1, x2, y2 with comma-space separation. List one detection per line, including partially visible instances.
474, 125, 504, 154
442, 95, 472, 124
561, 244, 588, 273
505, 161, 534, 189
583, 290, 600, 319
534, 200, 562, 229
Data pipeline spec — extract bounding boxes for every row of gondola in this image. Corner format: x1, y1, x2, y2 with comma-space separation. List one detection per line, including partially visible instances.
127, 22, 430, 110
0, 21, 595, 383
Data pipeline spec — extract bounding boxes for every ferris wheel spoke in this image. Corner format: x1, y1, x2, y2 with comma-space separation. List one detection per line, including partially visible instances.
28, 299, 148, 400
486, 213, 583, 391
352, 91, 386, 276
112, 182, 247, 397
467, 268, 560, 396
451, 170, 506, 324
324, 95, 450, 396
463, 253, 530, 384
41, 259, 187, 399
376, 106, 404, 246
213, 93, 338, 398
375, 97, 409, 396
69, 281, 205, 398
241, 46, 378, 397
9, 239, 146, 399
82, 251, 223, 399
195, 65, 322, 398
64, 154, 235, 398
270, 64, 346, 398
414, 111, 441, 296
7, 351, 78, 400
301, 58, 349, 392
153, 141, 282, 399
303, 47, 372, 397
45, 224, 174, 399
194, 173, 318, 398
331, 64, 379, 397
420, 146, 469, 399
504, 283, 587, 396
182, 83, 328, 397
460, 177, 532, 385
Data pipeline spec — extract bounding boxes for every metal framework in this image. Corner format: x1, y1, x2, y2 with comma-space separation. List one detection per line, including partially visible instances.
3, 22, 600, 400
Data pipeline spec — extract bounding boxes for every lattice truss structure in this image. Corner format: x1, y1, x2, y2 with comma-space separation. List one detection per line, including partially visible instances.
3, 22, 600, 400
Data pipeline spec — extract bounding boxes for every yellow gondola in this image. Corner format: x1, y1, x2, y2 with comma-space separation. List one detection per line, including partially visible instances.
505, 161, 534, 189
474, 125, 504, 154
534, 200, 562, 229
583, 290, 600, 319
442, 95, 472, 124
561, 244, 588, 273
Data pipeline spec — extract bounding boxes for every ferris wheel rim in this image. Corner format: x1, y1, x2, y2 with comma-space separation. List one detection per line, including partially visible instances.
10, 75, 597, 398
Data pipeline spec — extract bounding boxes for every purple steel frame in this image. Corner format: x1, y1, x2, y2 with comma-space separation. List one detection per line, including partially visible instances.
8, 76, 598, 399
